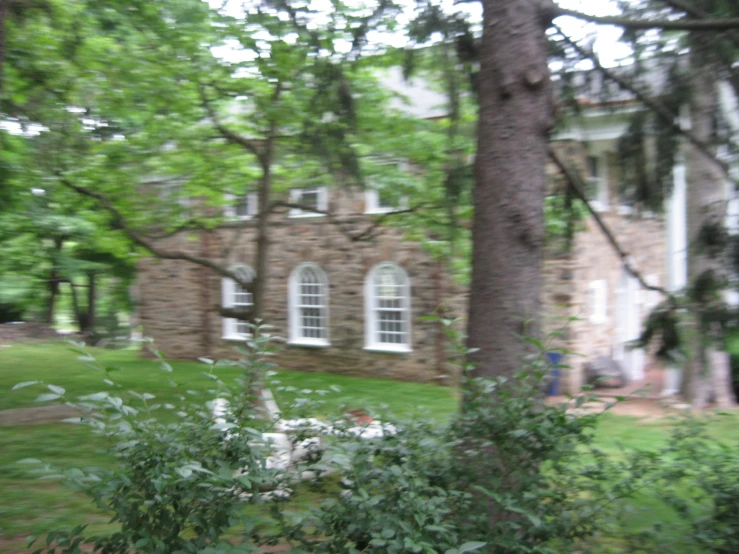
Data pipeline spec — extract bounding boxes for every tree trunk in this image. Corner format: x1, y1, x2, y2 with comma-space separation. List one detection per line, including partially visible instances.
44, 238, 64, 324
68, 280, 84, 332
0, 0, 8, 102
45, 273, 59, 324
86, 271, 96, 331
252, 142, 273, 321
682, 41, 736, 409
466, 0, 553, 383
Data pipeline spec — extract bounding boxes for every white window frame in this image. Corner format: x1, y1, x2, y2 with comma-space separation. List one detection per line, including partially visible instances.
588, 279, 608, 325
222, 264, 255, 340
364, 263, 412, 353
224, 192, 258, 220
586, 155, 609, 212
364, 189, 409, 215
288, 263, 330, 347
289, 187, 328, 218
364, 159, 409, 215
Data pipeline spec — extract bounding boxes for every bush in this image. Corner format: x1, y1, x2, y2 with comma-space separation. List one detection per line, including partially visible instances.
612, 416, 739, 554
270, 324, 631, 554
17, 324, 288, 554
0, 299, 25, 323
21, 320, 700, 554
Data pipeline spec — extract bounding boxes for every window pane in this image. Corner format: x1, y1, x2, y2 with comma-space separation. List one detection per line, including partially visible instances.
372, 266, 407, 346
297, 266, 326, 340
232, 266, 254, 336
301, 189, 319, 211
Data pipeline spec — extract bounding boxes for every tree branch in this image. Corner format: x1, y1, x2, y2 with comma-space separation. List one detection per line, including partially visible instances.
548, 146, 675, 305
553, 24, 734, 183
199, 85, 266, 166
54, 174, 250, 286
551, 5, 739, 31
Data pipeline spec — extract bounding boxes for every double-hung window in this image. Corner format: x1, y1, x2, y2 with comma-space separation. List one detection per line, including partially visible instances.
222, 264, 255, 339
224, 193, 258, 219
364, 263, 411, 352
364, 160, 409, 214
288, 263, 329, 346
289, 187, 328, 218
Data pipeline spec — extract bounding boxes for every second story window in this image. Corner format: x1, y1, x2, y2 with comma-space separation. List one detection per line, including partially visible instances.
224, 193, 258, 219
365, 189, 409, 214
364, 160, 409, 214
289, 187, 328, 218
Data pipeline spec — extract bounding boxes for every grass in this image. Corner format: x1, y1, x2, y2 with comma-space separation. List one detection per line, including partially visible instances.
0, 340, 458, 548
2, 341, 739, 552
0, 342, 457, 419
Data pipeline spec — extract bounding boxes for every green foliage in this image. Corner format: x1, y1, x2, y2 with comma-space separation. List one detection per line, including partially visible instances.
613, 416, 739, 554
269, 322, 631, 553
20, 325, 285, 553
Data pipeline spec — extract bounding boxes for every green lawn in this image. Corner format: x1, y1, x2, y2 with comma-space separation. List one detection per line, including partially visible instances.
0, 342, 457, 418
0, 341, 458, 548
1, 341, 739, 552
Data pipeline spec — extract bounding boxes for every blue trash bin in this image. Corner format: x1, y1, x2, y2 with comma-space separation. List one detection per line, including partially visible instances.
546, 352, 562, 396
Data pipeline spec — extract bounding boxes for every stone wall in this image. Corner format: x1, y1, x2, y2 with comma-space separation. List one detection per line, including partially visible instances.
137, 187, 466, 383
138, 174, 666, 391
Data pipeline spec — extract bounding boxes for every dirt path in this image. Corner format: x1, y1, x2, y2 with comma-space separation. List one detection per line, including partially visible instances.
0, 404, 81, 426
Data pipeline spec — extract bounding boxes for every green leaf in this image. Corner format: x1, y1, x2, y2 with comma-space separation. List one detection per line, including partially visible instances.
17, 458, 42, 464
12, 381, 40, 390
47, 384, 65, 395
458, 542, 487, 553
34, 393, 61, 403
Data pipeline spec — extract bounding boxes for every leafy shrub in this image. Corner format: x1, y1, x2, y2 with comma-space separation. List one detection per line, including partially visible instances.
17, 324, 288, 554
614, 416, 739, 554
0, 299, 25, 322
269, 322, 630, 554
18, 319, 686, 554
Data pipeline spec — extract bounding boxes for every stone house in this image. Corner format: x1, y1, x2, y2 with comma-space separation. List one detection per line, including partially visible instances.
137, 186, 466, 383
136, 68, 677, 394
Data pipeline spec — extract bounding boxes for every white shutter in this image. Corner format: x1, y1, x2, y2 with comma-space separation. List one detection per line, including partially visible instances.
317, 187, 328, 211
223, 193, 236, 219
589, 280, 608, 324
247, 193, 259, 217
222, 277, 236, 338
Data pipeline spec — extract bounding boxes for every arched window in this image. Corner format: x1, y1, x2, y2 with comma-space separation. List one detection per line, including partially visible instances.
364, 263, 411, 352
222, 264, 255, 339
289, 263, 329, 346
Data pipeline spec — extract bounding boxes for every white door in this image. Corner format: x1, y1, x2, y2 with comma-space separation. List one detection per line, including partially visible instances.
615, 268, 645, 381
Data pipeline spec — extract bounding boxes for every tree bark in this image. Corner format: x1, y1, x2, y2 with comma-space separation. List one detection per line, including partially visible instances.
0, 0, 8, 102
85, 270, 96, 331
682, 41, 736, 409
466, 0, 553, 382
252, 142, 272, 321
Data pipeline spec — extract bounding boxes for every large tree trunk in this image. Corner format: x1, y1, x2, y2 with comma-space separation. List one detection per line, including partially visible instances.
466, 0, 553, 383
682, 41, 736, 409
